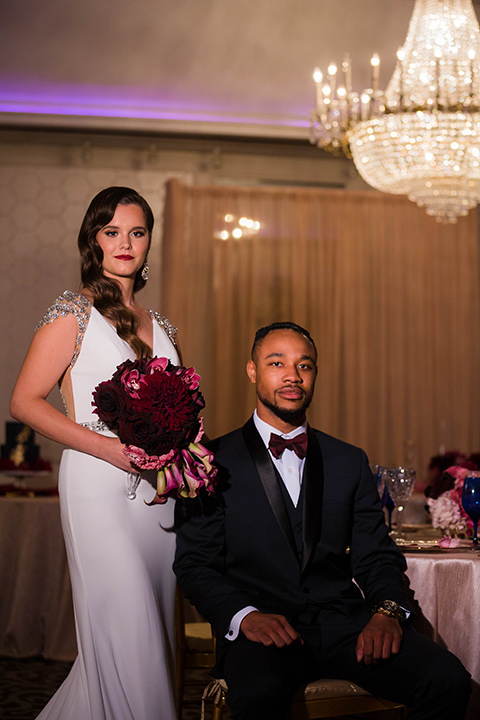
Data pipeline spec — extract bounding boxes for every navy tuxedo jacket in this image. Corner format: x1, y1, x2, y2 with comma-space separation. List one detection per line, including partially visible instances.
174, 417, 411, 663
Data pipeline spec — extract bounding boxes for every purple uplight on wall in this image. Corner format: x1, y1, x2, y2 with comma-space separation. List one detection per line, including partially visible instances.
0, 80, 308, 131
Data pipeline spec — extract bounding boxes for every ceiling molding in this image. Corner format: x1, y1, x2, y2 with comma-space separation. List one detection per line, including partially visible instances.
0, 112, 311, 142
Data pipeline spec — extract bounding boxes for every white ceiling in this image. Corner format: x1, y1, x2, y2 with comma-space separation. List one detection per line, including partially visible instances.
1, 0, 479, 139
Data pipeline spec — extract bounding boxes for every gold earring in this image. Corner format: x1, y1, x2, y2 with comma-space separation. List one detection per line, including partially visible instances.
141, 259, 149, 281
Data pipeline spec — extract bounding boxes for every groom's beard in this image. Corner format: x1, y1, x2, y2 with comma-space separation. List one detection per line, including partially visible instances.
258, 390, 312, 424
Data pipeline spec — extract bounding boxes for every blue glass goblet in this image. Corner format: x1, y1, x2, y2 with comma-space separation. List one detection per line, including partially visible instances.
375, 466, 396, 532
461, 474, 480, 547
370, 465, 385, 498
370, 465, 394, 530
382, 486, 396, 532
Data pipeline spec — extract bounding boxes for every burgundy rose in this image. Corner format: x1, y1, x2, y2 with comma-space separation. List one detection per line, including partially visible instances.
117, 412, 181, 455
92, 382, 127, 431
116, 412, 156, 450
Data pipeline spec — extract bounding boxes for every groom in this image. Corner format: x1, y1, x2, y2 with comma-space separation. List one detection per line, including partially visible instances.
174, 322, 471, 720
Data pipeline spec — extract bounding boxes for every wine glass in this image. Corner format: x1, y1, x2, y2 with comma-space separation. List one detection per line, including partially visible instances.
461, 473, 480, 548
383, 467, 416, 540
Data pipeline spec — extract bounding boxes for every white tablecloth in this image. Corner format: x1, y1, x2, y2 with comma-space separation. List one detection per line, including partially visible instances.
406, 550, 480, 720
0, 495, 77, 661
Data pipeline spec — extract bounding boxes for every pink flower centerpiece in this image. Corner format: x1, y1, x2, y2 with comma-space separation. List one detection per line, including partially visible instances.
92, 356, 217, 504
427, 463, 477, 538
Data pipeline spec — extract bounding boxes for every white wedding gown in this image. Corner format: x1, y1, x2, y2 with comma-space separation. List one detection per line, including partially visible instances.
36, 291, 179, 720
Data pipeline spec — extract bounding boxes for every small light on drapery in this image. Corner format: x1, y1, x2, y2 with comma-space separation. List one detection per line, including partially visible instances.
216, 214, 261, 241
310, 0, 480, 223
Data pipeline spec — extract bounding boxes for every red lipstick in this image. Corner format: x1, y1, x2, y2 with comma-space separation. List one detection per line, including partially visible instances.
115, 254, 134, 260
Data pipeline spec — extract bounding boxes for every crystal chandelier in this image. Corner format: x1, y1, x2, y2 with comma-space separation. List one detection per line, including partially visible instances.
309, 53, 379, 158
310, 0, 480, 223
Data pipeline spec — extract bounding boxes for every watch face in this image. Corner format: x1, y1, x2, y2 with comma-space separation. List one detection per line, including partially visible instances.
384, 601, 399, 611
387, 602, 405, 619
373, 600, 406, 621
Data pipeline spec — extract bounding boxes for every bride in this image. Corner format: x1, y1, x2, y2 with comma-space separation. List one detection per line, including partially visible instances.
11, 187, 179, 720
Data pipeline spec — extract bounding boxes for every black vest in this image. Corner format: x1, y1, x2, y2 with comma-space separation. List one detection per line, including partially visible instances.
275, 467, 306, 561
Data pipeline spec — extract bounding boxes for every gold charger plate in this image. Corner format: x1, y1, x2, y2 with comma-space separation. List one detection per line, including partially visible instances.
398, 537, 478, 553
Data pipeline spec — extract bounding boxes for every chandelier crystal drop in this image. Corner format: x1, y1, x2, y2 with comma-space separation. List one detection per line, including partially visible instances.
310, 0, 480, 223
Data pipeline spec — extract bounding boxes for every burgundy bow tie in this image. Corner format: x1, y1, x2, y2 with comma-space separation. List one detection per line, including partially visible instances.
268, 432, 308, 459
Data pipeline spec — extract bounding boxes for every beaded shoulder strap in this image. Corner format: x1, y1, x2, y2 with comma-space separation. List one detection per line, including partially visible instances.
149, 310, 178, 346
36, 290, 92, 367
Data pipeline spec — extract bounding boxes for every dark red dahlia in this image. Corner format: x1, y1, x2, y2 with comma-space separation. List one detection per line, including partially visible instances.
132, 370, 203, 432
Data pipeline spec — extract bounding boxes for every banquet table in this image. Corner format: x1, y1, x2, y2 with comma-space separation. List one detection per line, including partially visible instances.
404, 543, 480, 720
0, 495, 76, 661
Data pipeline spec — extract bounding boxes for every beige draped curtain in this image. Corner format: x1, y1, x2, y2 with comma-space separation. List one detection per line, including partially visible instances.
161, 179, 480, 478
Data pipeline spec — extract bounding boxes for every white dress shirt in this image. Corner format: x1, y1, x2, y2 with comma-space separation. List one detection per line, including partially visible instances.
226, 411, 308, 641
253, 410, 307, 507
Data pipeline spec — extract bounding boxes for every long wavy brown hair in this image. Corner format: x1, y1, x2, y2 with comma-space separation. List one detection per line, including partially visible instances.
78, 186, 154, 358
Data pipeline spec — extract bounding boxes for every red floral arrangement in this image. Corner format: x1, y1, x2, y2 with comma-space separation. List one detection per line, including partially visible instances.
0, 457, 52, 472
92, 356, 217, 504
426, 454, 479, 537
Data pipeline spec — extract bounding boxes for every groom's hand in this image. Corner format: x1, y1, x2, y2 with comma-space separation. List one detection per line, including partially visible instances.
356, 613, 403, 665
240, 611, 303, 648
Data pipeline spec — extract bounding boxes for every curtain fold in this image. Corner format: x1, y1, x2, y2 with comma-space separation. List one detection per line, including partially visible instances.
161, 179, 480, 478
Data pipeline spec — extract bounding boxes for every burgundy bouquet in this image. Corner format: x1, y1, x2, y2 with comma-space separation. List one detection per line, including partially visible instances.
92, 356, 217, 504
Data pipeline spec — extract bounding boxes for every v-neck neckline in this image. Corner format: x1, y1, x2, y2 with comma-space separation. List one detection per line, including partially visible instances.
90, 305, 155, 352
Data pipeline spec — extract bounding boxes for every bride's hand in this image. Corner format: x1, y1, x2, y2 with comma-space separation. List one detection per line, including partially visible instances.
101, 437, 138, 473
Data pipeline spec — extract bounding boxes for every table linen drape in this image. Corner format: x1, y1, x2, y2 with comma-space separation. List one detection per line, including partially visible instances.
0, 496, 76, 660
406, 552, 480, 720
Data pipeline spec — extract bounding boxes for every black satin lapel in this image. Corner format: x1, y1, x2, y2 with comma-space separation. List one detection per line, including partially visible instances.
301, 426, 324, 574
242, 418, 297, 558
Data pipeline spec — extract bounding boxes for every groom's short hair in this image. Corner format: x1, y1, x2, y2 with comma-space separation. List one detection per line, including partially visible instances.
251, 322, 317, 360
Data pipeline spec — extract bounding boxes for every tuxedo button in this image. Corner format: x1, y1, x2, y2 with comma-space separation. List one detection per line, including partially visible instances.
294, 524, 302, 534
228, 630, 234, 636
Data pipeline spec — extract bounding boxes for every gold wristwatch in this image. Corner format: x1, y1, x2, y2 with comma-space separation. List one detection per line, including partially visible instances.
371, 600, 406, 622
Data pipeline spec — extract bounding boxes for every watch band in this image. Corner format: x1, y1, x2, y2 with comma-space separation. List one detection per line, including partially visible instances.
371, 599, 406, 622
